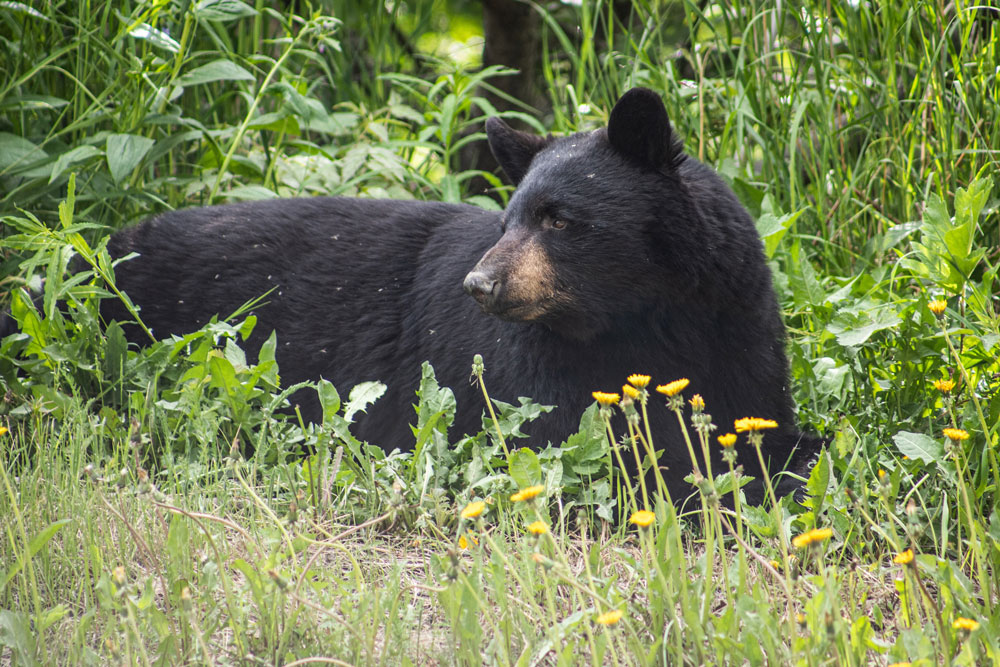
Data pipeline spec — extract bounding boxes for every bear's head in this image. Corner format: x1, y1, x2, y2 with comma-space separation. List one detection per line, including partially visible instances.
464, 88, 704, 340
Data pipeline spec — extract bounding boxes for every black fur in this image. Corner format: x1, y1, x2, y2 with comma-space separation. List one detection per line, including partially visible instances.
77, 88, 817, 501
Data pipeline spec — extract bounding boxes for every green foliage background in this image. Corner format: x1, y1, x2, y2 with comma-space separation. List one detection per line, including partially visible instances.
0, 0, 999, 664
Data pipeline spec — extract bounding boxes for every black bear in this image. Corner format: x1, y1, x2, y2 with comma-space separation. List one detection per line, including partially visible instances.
30, 88, 820, 500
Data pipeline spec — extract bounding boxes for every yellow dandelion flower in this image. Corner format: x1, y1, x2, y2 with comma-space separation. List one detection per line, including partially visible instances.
943, 427, 969, 441
622, 384, 640, 400
770, 559, 781, 570
592, 391, 620, 407
952, 617, 979, 632
795, 613, 807, 625
791, 527, 834, 549
627, 374, 651, 388
460, 500, 485, 519
629, 510, 656, 527
527, 521, 549, 535
511, 485, 545, 502
928, 299, 947, 316
893, 549, 914, 565
734, 417, 779, 433
689, 394, 705, 411
878, 469, 886, 480
933, 379, 956, 393
656, 378, 690, 397
458, 533, 479, 549
0, 426, 7, 437
595, 609, 623, 626
717, 433, 737, 448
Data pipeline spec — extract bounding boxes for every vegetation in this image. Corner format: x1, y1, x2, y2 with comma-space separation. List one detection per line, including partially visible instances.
1, 0, 998, 663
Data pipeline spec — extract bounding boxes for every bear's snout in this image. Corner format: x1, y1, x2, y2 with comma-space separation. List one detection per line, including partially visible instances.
463, 270, 499, 306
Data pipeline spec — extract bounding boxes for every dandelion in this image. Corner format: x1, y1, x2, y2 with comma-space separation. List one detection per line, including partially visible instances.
952, 617, 980, 632
595, 609, 623, 626
717, 433, 737, 448
0, 426, 7, 437
734, 417, 779, 433
928, 299, 947, 316
458, 534, 479, 549
933, 379, 956, 393
943, 427, 969, 442
460, 500, 485, 519
791, 527, 834, 549
592, 391, 620, 407
629, 510, 656, 527
622, 384, 640, 400
510, 485, 545, 502
689, 394, 705, 411
893, 549, 914, 565
627, 374, 651, 388
655, 378, 690, 397
527, 521, 549, 535
770, 559, 781, 570
878, 469, 886, 480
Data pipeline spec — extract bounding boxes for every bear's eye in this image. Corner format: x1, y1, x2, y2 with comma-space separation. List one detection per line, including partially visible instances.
543, 215, 568, 231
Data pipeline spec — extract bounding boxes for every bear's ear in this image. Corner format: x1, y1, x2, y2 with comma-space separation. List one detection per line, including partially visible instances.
607, 88, 682, 170
486, 117, 551, 185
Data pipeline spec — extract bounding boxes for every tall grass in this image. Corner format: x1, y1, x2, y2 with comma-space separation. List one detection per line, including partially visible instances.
1, 0, 998, 663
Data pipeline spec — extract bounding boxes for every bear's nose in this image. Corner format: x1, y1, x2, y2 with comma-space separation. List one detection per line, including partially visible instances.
463, 271, 498, 304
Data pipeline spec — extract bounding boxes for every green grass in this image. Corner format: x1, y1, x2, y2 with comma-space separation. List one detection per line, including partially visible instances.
2, 0, 999, 664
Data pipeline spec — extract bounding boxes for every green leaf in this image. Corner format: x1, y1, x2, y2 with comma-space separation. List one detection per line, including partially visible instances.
176, 59, 255, 87
0, 132, 46, 171
892, 431, 944, 464
316, 379, 340, 422
165, 513, 189, 557
1, 519, 71, 591
194, 0, 258, 21
416, 362, 455, 433
0, 610, 36, 661
344, 381, 386, 422
804, 451, 830, 512
128, 22, 181, 53
827, 306, 900, 347
106, 133, 155, 184
48, 145, 101, 184
509, 447, 541, 489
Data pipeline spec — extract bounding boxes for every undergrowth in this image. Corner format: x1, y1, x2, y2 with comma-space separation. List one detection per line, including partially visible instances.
1, 0, 999, 664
